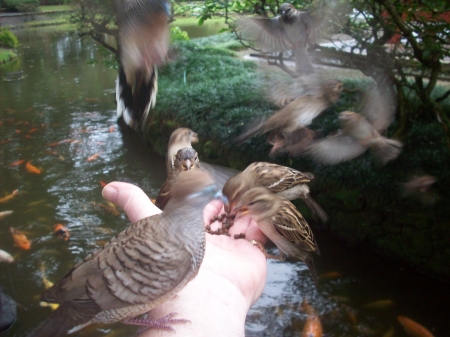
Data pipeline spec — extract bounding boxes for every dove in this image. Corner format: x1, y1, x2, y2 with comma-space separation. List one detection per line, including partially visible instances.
155, 147, 201, 210
234, 187, 320, 284
166, 128, 199, 175
236, 3, 335, 75
116, 0, 171, 130
223, 162, 327, 223
27, 170, 226, 337
235, 79, 343, 154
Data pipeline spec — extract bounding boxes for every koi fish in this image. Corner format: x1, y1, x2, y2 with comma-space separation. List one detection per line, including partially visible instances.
0, 249, 14, 263
0, 140, 12, 145
28, 127, 38, 134
25, 135, 34, 139
0, 210, 13, 220
9, 160, 25, 167
364, 299, 394, 309
109, 126, 115, 132
53, 224, 70, 241
397, 316, 434, 337
0, 190, 19, 203
39, 301, 59, 311
26, 161, 41, 174
10, 227, 31, 250
319, 271, 342, 280
301, 299, 323, 337
100, 180, 107, 187
87, 153, 101, 162
47, 139, 78, 147
91, 201, 119, 215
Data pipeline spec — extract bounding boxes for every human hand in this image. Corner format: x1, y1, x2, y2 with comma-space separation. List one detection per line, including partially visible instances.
102, 182, 268, 337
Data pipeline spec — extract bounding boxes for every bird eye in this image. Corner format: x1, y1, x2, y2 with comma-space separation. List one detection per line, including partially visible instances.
248, 201, 258, 206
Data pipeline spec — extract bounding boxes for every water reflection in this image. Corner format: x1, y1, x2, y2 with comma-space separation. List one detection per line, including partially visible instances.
1, 27, 449, 337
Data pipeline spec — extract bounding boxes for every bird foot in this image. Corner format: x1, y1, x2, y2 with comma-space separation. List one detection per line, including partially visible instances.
250, 240, 283, 260
123, 312, 190, 332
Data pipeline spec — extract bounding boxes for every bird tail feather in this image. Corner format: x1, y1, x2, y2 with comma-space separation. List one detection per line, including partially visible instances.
304, 253, 319, 286
370, 137, 403, 165
304, 196, 328, 223
234, 119, 265, 145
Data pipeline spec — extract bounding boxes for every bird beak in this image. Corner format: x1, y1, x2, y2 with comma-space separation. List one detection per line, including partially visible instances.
235, 206, 249, 215
214, 191, 229, 207
183, 160, 192, 171
191, 133, 199, 143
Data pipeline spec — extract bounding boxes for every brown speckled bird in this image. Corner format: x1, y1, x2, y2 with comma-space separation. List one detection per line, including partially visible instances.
166, 128, 199, 175
235, 79, 343, 154
223, 162, 327, 223
155, 147, 201, 210
116, 0, 171, 130
235, 187, 320, 284
27, 170, 224, 337
306, 83, 402, 165
236, 3, 335, 75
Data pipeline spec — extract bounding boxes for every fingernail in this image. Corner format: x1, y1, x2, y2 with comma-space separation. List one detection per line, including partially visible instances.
102, 184, 118, 201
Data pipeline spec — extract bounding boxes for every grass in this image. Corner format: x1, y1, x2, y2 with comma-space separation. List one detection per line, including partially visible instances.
39, 5, 74, 12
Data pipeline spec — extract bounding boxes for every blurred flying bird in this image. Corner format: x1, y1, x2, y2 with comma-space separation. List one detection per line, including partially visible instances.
166, 128, 199, 175
155, 147, 201, 210
306, 84, 402, 165
27, 170, 225, 337
235, 187, 320, 284
223, 162, 327, 223
236, 2, 337, 75
401, 175, 437, 205
235, 79, 343, 154
116, 0, 171, 129
0, 286, 17, 333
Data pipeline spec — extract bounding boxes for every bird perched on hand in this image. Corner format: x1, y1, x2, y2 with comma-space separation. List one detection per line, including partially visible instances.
236, 2, 336, 75
235, 187, 320, 284
27, 170, 225, 337
155, 147, 201, 210
306, 84, 402, 165
223, 162, 327, 223
166, 128, 199, 175
235, 79, 343, 154
116, 0, 171, 130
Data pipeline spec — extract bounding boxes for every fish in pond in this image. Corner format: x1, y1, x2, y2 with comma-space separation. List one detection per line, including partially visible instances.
10, 227, 31, 250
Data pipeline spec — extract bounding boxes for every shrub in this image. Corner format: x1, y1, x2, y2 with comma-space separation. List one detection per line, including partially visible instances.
170, 26, 190, 42
3, 0, 39, 12
0, 29, 19, 49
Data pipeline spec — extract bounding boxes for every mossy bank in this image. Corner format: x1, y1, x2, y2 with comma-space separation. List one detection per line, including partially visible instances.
140, 33, 450, 281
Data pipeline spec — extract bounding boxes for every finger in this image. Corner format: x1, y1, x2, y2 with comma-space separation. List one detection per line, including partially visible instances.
102, 182, 161, 222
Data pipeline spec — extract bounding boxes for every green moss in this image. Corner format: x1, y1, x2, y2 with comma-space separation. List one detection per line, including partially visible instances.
0, 48, 17, 64
0, 29, 19, 48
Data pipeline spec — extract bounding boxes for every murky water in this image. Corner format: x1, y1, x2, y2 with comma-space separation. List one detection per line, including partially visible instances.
1, 27, 449, 337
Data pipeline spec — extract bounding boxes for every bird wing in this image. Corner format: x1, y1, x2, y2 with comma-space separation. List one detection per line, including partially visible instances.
235, 16, 292, 52
359, 83, 396, 133
271, 201, 318, 253
43, 214, 194, 310
200, 163, 240, 192
246, 162, 312, 194
304, 2, 348, 44
154, 173, 176, 210
306, 132, 368, 165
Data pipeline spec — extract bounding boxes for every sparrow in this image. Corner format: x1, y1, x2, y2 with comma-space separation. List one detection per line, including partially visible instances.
116, 0, 171, 130
166, 128, 199, 175
401, 175, 437, 205
27, 170, 225, 337
235, 79, 343, 154
306, 84, 402, 165
236, 3, 335, 75
0, 285, 17, 333
234, 187, 320, 284
155, 147, 201, 210
223, 162, 327, 223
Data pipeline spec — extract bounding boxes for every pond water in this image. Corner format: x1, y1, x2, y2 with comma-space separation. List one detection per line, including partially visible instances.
0, 27, 449, 337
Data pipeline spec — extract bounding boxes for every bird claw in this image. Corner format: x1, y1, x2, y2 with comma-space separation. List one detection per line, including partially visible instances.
251, 240, 283, 260
124, 312, 190, 332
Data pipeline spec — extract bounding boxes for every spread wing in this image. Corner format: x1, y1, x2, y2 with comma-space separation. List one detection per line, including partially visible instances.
306, 132, 368, 165
235, 16, 292, 52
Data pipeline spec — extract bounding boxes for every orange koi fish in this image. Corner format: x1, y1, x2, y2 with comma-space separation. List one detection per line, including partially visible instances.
10, 227, 31, 250
47, 138, 76, 147
15, 129, 21, 134
28, 127, 38, 133
100, 180, 107, 187
87, 153, 100, 162
53, 224, 70, 241
319, 271, 342, 280
301, 300, 323, 337
25, 135, 34, 139
26, 161, 41, 174
0, 190, 19, 203
108, 126, 115, 133
397, 316, 434, 337
9, 159, 25, 167
0, 139, 11, 145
